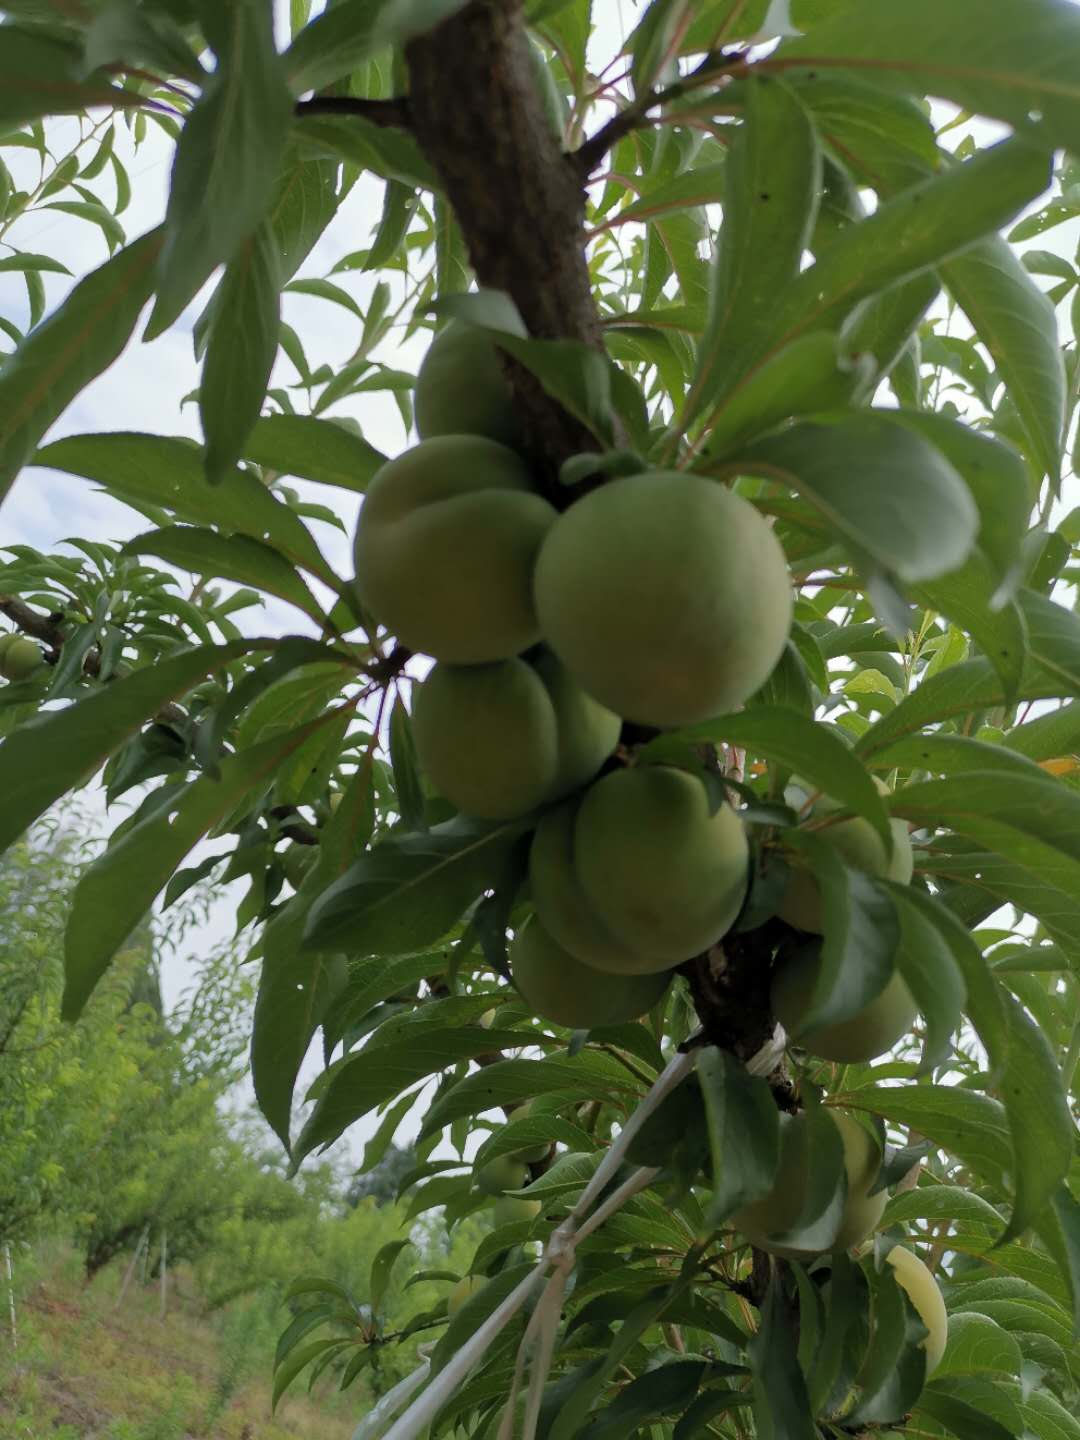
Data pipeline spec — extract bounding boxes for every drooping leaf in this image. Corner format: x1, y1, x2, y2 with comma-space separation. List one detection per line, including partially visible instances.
697, 1047, 780, 1226
243, 413, 387, 491
750, 1275, 818, 1440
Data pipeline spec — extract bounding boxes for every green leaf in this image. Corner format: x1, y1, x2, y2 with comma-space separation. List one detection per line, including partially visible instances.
388, 698, 425, 830
147, 2, 293, 336
638, 706, 893, 851
0, 25, 139, 126
842, 1086, 1013, 1197
778, 0, 1080, 157
243, 413, 386, 492
937, 1314, 1024, 1380
274, 1303, 340, 1369
917, 560, 1027, 706
916, 1380, 1019, 1440
750, 1276, 818, 1440
303, 815, 530, 956
0, 641, 248, 857
272, 1336, 351, 1412
293, 1027, 536, 1159
730, 411, 979, 585
63, 719, 325, 1020
0, 253, 72, 276
602, 163, 726, 231
888, 886, 966, 1072
942, 236, 1064, 485
284, 0, 387, 92
682, 74, 821, 436
271, 145, 342, 284
201, 221, 281, 484
627, 0, 693, 96
122, 526, 324, 623
295, 114, 440, 191
369, 1238, 412, 1314
583, 1360, 708, 1438
698, 1047, 780, 1226
35, 431, 334, 584
418, 1053, 640, 1138
0, 229, 161, 503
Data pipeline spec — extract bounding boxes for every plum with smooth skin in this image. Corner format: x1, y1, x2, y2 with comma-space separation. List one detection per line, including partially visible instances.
493, 1195, 542, 1227
0, 635, 43, 681
533, 471, 793, 726
884, 1245, 948, 1373
415, 321, 520, 447
732, 1109, 886, 1259
779, 779, 914, 935
476, 1156, 529, 1196
575, 767, 749, 963
353, 435, 555, 662
528, 800, 668, 976
509, 917, 671, 1029
411, 651, 619, 820
771, 944, 917, 1063
447, 1273, 488, 1318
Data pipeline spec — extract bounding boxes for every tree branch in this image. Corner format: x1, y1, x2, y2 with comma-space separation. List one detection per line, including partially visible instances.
293, 95, 412, 129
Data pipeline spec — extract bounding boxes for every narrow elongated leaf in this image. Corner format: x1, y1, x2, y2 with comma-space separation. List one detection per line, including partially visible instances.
0, 25, 139, 125
698, 1047, 780, 1225
63, 719, 327, 1019
295, 114, 440, 191
942, 236, 1064, 484
751, 1277, 818, 1440
148, 3, 293, 335
370, 1239, 413, 1315
683, 74, 821, 433
731, 412, 979, 585
848, 1259, 929, 1425
418, 1053, 640, 1138
36, 431, 333, 582
917, 560, 1027, 705
777, 0, 1080, 156
123, 526, 323, 622
303, 815, 529, 955
843, 1086, 1013, 1195
0, 642, 248, 856
201, 221, 281, 484
243, 413, 386, 491
0, 230, 161, 502
888, 885, 966, 1072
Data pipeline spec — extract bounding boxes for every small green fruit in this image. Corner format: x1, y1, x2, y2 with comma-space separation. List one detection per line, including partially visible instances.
529, 800, 665, 975
534, 472, 793, 725
476, 1156, 528, 1197
0, 636, 43, 681
493, 1195, 542, 1227
885, 1245, 948, 1374
575, 767, 749, 964
415, 321, 520, 447
771, 946, 917, 1063
510, 917, 671, 1030
282, 842, 316, 889
447, 1273, 488, 1318
832, 1111, 888, 1251
354, 435, 555, 662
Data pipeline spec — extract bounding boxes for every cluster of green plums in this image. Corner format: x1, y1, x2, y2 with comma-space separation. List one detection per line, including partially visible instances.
0, 633, 43, 682
353, 322, 793, 1030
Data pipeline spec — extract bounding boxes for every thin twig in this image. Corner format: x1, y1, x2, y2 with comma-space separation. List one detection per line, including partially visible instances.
294, 96, 413, 129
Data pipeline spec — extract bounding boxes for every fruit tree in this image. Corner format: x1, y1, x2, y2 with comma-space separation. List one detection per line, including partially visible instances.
2, 1, 1080, 1436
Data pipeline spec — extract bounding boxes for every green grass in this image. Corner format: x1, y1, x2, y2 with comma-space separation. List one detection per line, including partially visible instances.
0, 1242, 359, 1440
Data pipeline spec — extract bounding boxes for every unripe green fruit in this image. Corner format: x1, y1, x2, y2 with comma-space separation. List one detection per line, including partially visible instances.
493, 1195, 542, 1227
779, 781, 914, 935
476, 1156, 528, 1196
733, 1109, 886, 1259
506, 1099, 550, 1163
885, 1245, 948, 1374
354, 435, 555, 662
0, 635, 43, 681
529, 800, 666, 975
415, 322, 520, 447
282, 842, 316, 888
447, 1273, 488, 1318
510, 917, 671, 1029
533, 472, 793, 726
412, 652, 619, 820
771, 946, 917, 1063
0, 635, 16, 663
575, 767, 749, 964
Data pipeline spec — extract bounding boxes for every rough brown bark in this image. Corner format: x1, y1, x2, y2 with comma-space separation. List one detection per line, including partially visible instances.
405, 0, 602, 477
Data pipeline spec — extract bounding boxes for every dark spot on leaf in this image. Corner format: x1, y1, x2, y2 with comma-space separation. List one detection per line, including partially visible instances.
760, 192, 771, 201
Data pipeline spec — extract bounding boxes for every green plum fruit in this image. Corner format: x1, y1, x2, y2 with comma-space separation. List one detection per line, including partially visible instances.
412, 657, 558, 818
415, 321, 520, 447
779, 780, 914, 934
733, 1109, 886, 1259
575, 766, 749, 963
282, 842, 316, 889
885, 1245, 948, 1374
493, 1195, 542, 1227
476, 1156, 528, 1196
0, 635, 43, 681
771, 944, 917, 1063
354, 435, 555, 662
0, 635, 16, 664
528, 800, 668, 975
533, 471, 793, 725
411, 651, 619, 820
510, 917, 671, 1029
447, 1273, 488, 1318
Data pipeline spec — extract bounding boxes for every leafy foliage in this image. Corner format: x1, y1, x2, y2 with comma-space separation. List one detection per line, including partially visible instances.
1, 1, 1080, 1437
